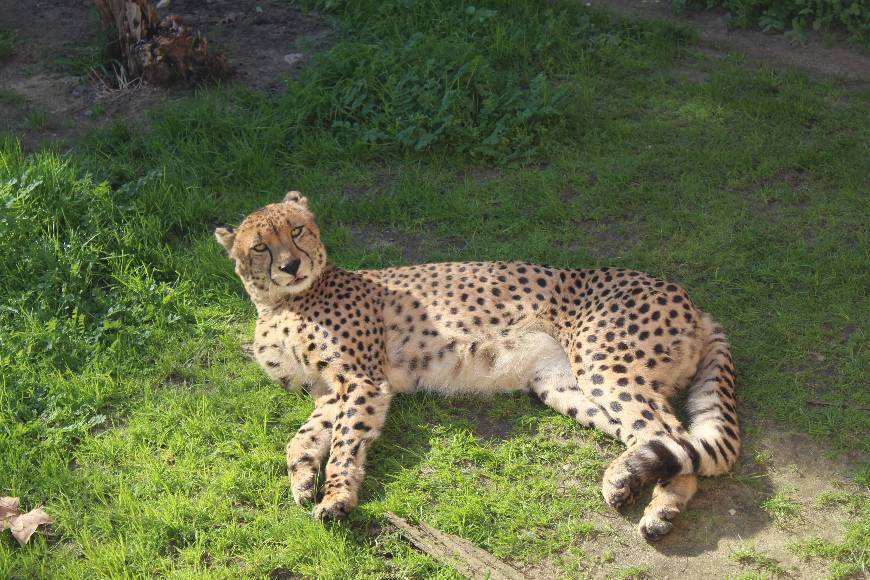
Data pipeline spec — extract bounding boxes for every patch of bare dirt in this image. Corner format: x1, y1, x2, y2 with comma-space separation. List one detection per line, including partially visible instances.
268, 567, 300, 580
450, 400, 519, 440
732, 167, 814, 224
342, 169, 397, 202
471, 413, 516, 440
560, 187, 582, 203
528, 417, 866, 579
350, 224, 427, 264
736, 167, 810, 197
168, 0, 332, 92
841, 323, 858, 344
670, 47, 720, 83
564, 217, 640, 260
0, 0, 331, 150
0, 0, 127, 150
462, 165, 503, 184
560, 174, 599, 203
589, 0, 870, 83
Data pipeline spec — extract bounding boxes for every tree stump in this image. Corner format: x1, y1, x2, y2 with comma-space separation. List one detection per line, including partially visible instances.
94, 0, 231, 85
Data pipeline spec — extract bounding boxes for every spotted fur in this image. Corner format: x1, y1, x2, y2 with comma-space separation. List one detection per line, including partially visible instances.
215, 192, 741, 539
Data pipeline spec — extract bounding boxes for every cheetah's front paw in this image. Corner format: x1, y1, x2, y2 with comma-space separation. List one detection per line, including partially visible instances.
313, 494, 354, 522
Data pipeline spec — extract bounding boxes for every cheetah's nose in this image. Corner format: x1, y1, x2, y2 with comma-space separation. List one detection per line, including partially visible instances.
279, 259, 301, 275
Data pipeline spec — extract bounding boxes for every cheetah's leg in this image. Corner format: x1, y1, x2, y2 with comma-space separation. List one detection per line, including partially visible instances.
638, 474, 698, 541
563, 385, 699, 537
524, 335, 697, 527
286, 392, 339, 505
535, 374, 695, 513
313, 377, 392, 521
522, 333, 628, 438
595, 393, 697, 514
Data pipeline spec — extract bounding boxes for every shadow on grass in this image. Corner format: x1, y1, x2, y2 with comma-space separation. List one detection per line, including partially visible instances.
335, 389, 778, 561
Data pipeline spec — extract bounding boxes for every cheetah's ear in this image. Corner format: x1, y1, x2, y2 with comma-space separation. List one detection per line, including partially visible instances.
283, 190, 309, 209
214, 227, 236, 253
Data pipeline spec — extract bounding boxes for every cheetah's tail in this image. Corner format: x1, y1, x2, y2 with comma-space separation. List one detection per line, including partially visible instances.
685, 313, 741, 476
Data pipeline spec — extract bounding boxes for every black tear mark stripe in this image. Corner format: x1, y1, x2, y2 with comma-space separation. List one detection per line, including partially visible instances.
264, 246, 276, 284
290, 225, 313, 266
250, 227, 278, 285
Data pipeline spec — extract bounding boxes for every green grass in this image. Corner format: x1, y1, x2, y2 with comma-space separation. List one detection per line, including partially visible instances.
1, 0, 868, 576
0, 30, 13, 60
614, 564, 652, 579
678, 0, 870, 45
23, 111, 49, 131
789, 484, 869, 579
730, 544, 788, 577
761, 490, 803, 526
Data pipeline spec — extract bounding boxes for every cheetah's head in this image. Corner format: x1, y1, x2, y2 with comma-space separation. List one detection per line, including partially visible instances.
215, 191, 327, 307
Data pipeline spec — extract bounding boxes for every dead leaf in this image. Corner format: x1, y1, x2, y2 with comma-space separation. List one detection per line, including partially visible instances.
0, 497, 52, 545
0, 497, 20, 530
0, 497, 20, 521
9, 509, 53, 546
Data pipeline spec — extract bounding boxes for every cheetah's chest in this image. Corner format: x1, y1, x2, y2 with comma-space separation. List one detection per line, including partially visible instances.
254, 314, 321, 391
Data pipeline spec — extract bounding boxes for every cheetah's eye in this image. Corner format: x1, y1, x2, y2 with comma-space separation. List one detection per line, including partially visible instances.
252, 243, 268, 252
292, 226, 304, 238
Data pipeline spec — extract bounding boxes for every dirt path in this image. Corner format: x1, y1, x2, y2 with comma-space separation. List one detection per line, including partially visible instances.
2, 0, 867, 152
589, 0, 870, 82
521, 416, 866, 578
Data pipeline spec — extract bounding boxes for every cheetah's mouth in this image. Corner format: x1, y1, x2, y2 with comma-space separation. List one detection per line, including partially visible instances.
287, 275, 307, 286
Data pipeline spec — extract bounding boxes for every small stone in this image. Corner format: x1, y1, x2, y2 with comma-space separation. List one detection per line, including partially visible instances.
728, 508, 737, 516
283, 53, 304, 67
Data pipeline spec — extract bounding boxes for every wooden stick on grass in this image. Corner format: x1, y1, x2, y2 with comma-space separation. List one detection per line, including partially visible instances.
383, 512, 527, 580
806, 399, 870, 412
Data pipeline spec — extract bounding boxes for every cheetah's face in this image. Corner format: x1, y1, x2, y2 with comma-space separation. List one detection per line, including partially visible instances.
214, 191, 327, 306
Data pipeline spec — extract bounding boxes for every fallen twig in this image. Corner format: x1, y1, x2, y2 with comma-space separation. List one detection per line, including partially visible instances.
383, 512, 526, 580
806, 399, 870, 412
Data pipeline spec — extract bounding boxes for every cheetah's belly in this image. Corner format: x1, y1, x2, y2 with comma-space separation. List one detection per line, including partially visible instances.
383, 329, 557, 396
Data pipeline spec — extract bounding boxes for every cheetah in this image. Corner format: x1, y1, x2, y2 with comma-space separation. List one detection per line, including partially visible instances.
214, 191, 740, 540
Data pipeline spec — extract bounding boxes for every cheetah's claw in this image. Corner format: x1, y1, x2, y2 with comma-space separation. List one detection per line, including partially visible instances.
602, 473, 642, 509
313, 498, 350, 521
